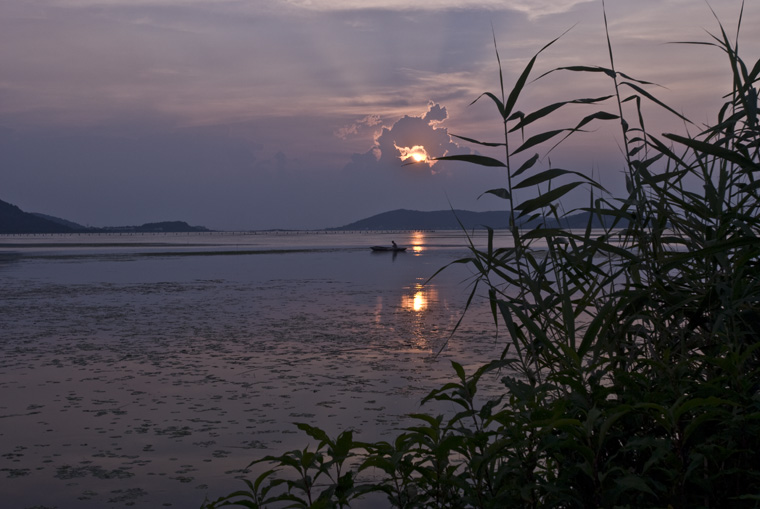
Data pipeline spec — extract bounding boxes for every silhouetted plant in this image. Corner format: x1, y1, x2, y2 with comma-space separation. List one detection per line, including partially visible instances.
202, 3, 760, 507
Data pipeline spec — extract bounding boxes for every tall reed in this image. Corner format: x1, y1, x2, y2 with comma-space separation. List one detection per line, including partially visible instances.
203, 3, 760, 507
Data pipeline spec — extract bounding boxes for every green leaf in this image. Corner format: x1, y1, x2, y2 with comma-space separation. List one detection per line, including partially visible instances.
615, 474, 655, 496
451, 361, 466, 382
672, 396, 733, 422
295, 422, 330, 446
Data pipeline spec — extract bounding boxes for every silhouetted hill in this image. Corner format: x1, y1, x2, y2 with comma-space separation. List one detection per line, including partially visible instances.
101, 221, 209, 233
332, 209, 622, 231
333, 209, 509, 230
0, 198, 210, 234
0, 199, 74, 234
32, 212, 86, 230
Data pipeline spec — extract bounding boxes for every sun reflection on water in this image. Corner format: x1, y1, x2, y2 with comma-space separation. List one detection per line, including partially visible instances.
401, 282, 438, 313
402, 288, 426, 312
401, 282, 442, 352
411, 231, 425, 254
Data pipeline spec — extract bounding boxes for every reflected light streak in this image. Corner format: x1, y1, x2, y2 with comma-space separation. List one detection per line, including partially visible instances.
401, 282, 438, 313
401, 282, 442, 352
374, 295, 384, 324
411, 231, 425, 253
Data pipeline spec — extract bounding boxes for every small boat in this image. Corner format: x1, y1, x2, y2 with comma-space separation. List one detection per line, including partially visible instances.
371, 246, 407, 252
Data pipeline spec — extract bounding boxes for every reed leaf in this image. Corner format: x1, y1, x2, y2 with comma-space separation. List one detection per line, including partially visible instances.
514, 182, 583, 216
503, 30, 569, 121
620, 81, 692, 124
512, 153, 540, 178
511, 129, 565, 155
433, 154, 507, 167
509, 96, 614, 132
450, 133, 506, 148
206, 6, 760, 508
481, 188, 511, 200
663, 132, 760, 170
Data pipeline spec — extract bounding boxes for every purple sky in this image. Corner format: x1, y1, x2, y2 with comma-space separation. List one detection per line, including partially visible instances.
1, 0, 757, 230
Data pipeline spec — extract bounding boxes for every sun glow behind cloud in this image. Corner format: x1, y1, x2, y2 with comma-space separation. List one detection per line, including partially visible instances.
396, 144, 430, 165
349, 101, 472, 175
3, 0, 757, 231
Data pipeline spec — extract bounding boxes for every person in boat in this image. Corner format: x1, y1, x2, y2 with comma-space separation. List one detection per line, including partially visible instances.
392, 241, 398, 249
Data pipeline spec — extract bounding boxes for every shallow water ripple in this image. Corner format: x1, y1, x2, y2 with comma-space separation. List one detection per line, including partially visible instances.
0, 238, 507, 508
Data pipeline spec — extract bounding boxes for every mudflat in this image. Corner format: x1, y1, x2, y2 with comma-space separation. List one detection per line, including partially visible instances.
0, 232, 507, 508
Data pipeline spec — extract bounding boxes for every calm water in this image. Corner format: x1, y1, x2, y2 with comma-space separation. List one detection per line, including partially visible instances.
0, 231, 513, 508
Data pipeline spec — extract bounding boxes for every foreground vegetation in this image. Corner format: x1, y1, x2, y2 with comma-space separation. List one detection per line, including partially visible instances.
203, 4, 760, 507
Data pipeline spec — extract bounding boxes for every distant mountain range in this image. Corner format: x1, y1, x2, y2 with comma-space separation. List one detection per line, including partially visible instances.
332, 208, 618, 231
1, 197, 620, 234
0, 198, 209, 234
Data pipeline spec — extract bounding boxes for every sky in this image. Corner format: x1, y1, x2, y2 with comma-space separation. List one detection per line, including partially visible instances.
1, 0, 758, 230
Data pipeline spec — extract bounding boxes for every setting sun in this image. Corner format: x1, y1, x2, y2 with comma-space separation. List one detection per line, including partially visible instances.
396, 144, 431, 165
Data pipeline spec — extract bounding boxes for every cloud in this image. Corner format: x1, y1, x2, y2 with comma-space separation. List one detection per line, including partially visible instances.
277, 0, 594, 17
374, 102, 462, 171
34, 0, 595, 15
331, 100, 512, 225
347, 101, 472, 175
423, 102, 447, 123
335, 114, 383, 140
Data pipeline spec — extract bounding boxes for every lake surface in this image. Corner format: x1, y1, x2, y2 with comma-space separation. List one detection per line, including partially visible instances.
0, 231, 514, 508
